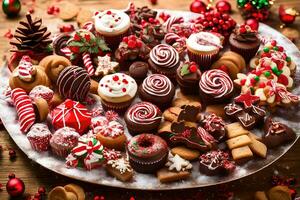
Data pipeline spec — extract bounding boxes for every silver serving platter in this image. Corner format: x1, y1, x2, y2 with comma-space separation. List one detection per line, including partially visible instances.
0, 10, 299, 190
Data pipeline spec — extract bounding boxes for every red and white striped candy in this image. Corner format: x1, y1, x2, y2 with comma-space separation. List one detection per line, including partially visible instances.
61, 47, 73, 58
82, 52, 95, 76
18, 56, 34, 79
11, 88, 36, 133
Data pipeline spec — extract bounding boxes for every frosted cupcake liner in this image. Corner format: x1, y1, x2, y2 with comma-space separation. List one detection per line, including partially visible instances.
101, 99, 134, 113
187, 50, 219, 71
51, 146, 70, 158
229, 44, 260, 63
27, 136, 51, 152
150, 66, 177, 81
178, 83, 199, 95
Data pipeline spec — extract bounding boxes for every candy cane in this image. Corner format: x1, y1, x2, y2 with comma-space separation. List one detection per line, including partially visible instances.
11, 88, 36, 133
82, 21, 95, 32
18, 56, 34, 79
163, 16, 184, 32
82, 52, 95, 76
61, 47, 72, 58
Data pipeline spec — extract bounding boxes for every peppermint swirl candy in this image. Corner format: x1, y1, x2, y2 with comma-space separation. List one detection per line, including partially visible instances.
127, 102, 161, 125
142, 74, 173, 97
150, 44, 179, 69
199, 69, 233, 99
163, 16, 184, 32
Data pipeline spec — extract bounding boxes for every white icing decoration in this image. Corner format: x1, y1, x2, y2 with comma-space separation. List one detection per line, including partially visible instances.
93, 9, 130, 35
107, 157, 132, 174
166, 153, 192, 172
186, 32, 222, 52
98, 73, 137, 98
150, 44, 179, 69
95, 55, 119, 76
142, 74, 173, 97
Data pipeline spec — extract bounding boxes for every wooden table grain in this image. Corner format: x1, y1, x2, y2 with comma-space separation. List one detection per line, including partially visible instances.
0, 0, 300, 199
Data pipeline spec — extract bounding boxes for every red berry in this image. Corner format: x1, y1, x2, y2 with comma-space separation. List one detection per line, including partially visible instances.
208, 21, 214, 27
149, 17, 155, 23
128, 35, 136, 41
74, 33, 81, 41
214, 12, 221, 18
94, 196, 101, 200
136, 40, 142, 48
212, 18, 218, 24
212, 27, 218, 32
278, 46, 284, 52
240, 27, 246, 33
112, 75, 119, 81
203, 21, 209, 27
189, 65, 198, 73
122, 37, 128, 43
218, 19, 224, 25
47, 6, 54, 15
8, 173, 15, 179
9, 149, 16, 159
28, 7, 34, 14
271, 40, 277, 46
106, 11, 112, 15
122, 88, 127, 92
127, 40, 137, 49
259, 82, 266, 88
54, 6, 60, 13
38, 186, 46, 194
222, 13, 229, 20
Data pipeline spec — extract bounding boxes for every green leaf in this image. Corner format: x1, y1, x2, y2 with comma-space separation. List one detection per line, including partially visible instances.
96, 37, 110, 51
68, 41, 84, 47
180, 64, 190, 76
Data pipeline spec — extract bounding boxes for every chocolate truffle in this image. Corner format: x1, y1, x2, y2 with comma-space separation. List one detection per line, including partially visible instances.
129, 61, 149, 84
199, 150, 236, 176
263, 117, 296, 148
56, 66, 91, 102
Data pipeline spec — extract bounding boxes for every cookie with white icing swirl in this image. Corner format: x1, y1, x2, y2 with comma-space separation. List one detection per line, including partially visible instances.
139, 74, 175, 109
199, 69, 234, 104
148, 44, 180, 79
125, 101, 162, 135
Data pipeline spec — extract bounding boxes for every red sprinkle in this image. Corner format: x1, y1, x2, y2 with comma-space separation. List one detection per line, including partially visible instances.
106, 11, 112, 15
240, 79, 246, 86
112, 75, 119, 81
122, 88, 127, 92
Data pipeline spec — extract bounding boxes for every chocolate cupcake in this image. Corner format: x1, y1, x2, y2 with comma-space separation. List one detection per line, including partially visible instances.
263, 117, 296, 148
199, 150, 236, 176
199, 69, 234, 104
176, 61, 201, 95
124, 101, 162, 135
56, 66, 91, 102
115, 35, 150, 70
94, 9, 130, 50
129, 61, 149, 84
127, 134, 168, 173
186, 32, 222, 71
98, 73, 137, 112
148, 44, 180, 80
139, 74, 175, 110
229, 25, 260, 62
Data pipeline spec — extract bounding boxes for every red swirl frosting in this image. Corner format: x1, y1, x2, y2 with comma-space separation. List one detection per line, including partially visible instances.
142, 74, 173, 97
199, 69, 233, 99
126, 102, 162, 125
150, 44, 179, 69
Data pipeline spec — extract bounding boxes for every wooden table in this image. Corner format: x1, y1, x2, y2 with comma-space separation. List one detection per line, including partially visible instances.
0, 0, 300, 199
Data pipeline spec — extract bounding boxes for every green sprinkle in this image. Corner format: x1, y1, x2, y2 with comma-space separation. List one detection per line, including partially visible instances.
264, 71, 271, 77
286, 56, 291, 62
254, 76, 260, 82
263, 47, 270, 53
272, 67, 279, 73
273, 46, 279, 51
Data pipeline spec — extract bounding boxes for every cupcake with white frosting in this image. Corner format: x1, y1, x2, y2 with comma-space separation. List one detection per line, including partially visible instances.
93, 9, 131, 49
186, 32, 223, 71
98, 73, 137, 112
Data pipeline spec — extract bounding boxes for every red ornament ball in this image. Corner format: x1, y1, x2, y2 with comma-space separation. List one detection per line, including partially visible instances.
6, 174, 25, 197
216, 0, 231, 13
190, 0, 207, 13
245, 18, 259, 31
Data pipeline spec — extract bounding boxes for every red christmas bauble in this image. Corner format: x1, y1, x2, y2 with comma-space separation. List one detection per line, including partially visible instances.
190, 0, 207, 13
279, 5, 298, 25
6, 175, 25, 197
216, 0, 231, 13
245, 18, 259, 31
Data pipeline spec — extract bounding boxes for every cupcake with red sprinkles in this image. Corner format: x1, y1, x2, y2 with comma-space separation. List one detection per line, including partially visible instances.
27, 123, 52, 152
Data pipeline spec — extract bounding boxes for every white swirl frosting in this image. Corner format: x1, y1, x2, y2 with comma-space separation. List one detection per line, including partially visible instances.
93, 9, 130, 36
150, 44, 179, 69
187, 32, 222, 53
142, 74, 173, 97
199, 69, 233, 99
98, 73, 137, 99
127, 102, 161, 125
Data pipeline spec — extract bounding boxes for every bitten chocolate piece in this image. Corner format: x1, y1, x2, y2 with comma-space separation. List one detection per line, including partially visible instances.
263, 117, 296, 148
200, 113, 226, 141
199, 150, 236, 176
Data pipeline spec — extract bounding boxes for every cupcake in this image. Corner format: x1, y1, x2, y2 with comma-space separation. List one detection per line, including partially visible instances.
176, 61, 201, 95
128, 61, 149, 84
27, 123, 52, 152
148, 44, 180, 80
124, 101, 162, 135
186, 32, 222, 71
229, 25, 260, 62
114, 35, 150, 70
139, 74, 175, 110
50, 127, 80, 157
94, 9, 131, 49
199, 69, 234, 104
98, 73, 138, 112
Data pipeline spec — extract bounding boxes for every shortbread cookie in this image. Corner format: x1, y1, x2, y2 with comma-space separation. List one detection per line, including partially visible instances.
157, 168, 190, 183
226, 135, 251, 149
106, 157, 133, 182
58, 1, 79, 21
163, 107, 182, 122
231, 146, 253, 160
76, 8, 93, 27
226, 122, 249, 138
205, 104, 226, 118
249, 136, 267, 158
171, 146, 200, 161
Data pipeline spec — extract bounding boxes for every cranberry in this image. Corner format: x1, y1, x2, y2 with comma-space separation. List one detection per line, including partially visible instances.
222, 13, 229, 20
271, 40, 277, 46
47, 6, 54, 15
122, 37, 128, 43
54, 6, 60, 13
203, 21, 209, 27
218, 19, 224, 25
213, 18, 218, 24
278, 46, 284, 52
136, 40, 142, 48
208, 21, 214, 27
106, 11, 112, 15
149, 17, 155, 23
212, 27, 218, 32
128, 35, 136, 41
112, 75, 119, 81
240, 27, 246, 33
127, 40, 137, 49
189, 64, 198, 73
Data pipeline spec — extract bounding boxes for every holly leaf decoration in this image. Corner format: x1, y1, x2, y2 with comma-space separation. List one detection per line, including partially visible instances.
68, 41, 84, 47
96, 37, 110, 52
180, 63, 190, 76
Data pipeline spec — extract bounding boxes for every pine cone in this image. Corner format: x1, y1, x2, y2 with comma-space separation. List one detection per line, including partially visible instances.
10, 14, 52, 53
